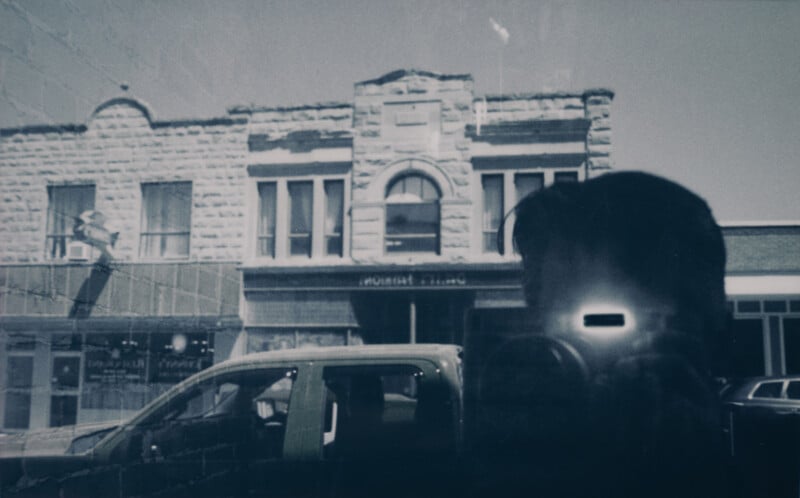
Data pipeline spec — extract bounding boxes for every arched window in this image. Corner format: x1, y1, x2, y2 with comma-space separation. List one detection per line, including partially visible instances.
385, 174, 441, 254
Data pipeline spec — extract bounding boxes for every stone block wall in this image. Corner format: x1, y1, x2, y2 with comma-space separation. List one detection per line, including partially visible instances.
0, 98, 249, 263
583, 90, 614, 176
351, 70, 475, 263
478, 93, 586, 124
0, 70, 614, 266
241, 103, 353, 139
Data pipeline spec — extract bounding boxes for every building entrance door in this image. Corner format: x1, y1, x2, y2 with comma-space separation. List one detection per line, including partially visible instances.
352, 291, 472, 345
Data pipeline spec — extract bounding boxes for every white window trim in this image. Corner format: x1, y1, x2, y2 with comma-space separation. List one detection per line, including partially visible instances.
248, 174, 350, 264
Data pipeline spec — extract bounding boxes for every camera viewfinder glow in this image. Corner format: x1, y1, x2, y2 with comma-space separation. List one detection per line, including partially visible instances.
575, 305, 636, 336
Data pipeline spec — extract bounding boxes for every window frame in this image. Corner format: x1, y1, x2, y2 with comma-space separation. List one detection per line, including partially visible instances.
287, 180, 314, 258
139, 181, 193, 260
257, 182, 278, 258
251, 174, 350, 262
3, 334, 37, 430
45, 184, 96, 260
474, 167, 581, 257
383, 173, 442, 255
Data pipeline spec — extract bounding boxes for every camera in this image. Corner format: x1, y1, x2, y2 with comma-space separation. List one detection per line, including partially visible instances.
462, 299, 720, 497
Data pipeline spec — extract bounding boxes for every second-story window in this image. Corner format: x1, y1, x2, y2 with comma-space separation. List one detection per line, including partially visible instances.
46, 184, 95, 259
140, 182, 192, 259
324, 180, 344, 257
554, 171, 578, 183
258, 182, 277, 258
481, 175, 504, 253
254, 177, 347, 261
288, 181, 313, 257
385, 174, 441, 254
479, 169, 566, 255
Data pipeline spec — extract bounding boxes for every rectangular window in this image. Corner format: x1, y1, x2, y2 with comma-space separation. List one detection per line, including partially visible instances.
258, 182, 277, 258
322, 365, 455, 458
481, 175, 504, 254
554, 171, 578, 183
46, 184, 95, 259
784, 318, 800, 374
324, 180, 344, 257
515, 173, 544, 202
737, 301, 761, 313
764, 300, 787, 313
288, 181, 313, 257
140, 182, 192, 259
730, 318, 765, 377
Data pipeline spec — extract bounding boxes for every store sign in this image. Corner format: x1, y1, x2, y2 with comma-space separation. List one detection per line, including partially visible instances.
73, 210, 119, 255
84, 354, 147, 383
358, 272, 467, 288
152, 356, 209, 384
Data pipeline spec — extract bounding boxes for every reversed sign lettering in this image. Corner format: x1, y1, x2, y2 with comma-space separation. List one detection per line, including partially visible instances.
358, 272, 467, 288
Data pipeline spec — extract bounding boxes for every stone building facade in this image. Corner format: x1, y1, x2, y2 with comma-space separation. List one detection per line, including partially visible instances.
0, 69, 797, 431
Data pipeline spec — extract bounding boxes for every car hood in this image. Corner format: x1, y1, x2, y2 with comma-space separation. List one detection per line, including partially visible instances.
0, 421, 120, 458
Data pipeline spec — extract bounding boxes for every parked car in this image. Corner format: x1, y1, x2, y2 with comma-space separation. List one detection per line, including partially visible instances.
0, 344, 463, 498
721, 376, 800, 498
722, 376, 800, 415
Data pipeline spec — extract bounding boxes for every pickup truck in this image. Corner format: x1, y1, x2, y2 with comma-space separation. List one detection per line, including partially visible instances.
0, 344, 463, 498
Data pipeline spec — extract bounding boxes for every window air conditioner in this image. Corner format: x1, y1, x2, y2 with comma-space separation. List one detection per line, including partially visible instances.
66, 241, 90, 261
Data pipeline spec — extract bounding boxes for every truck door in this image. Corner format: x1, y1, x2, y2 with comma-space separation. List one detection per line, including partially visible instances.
319, 362, 459, 498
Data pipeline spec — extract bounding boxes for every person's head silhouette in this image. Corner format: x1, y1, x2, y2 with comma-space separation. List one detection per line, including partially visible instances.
505, 171, 728, 497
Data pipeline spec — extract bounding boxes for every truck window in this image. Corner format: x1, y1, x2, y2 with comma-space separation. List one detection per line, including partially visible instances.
132, 368, 296, 462
752, 381, 783, 399
322, 365, 455, 459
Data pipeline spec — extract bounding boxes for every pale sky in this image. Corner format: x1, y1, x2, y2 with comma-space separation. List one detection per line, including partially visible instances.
2, 0, 799, 221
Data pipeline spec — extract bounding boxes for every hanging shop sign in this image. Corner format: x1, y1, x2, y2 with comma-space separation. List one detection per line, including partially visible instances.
73, 210, 120, 257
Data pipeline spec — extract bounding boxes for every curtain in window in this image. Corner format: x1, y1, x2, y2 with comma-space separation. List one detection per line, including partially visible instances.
288, 181, 313, 256
47, 185, 95, 257
141, 182, 191, 258
258, 183, 277, 257
481, 176, 503, 232
481, 175, 503, 253
514, 173, 544, 202
324, 180, 344, 256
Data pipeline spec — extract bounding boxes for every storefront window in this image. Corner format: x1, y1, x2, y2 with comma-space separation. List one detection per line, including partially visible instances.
50, 395, 78, 427
785, 318, 800, 374
52, 357, 80, 389
4, 355, 33, 429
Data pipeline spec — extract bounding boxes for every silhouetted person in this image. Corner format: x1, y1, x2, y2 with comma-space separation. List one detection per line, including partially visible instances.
473, 172, 730, 497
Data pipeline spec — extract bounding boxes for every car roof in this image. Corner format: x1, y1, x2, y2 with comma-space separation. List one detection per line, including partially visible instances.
208, 343, 462, 374
727, 375, 800, 399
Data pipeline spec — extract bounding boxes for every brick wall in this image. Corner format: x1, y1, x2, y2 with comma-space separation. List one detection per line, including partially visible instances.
0, 98, 249, 263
